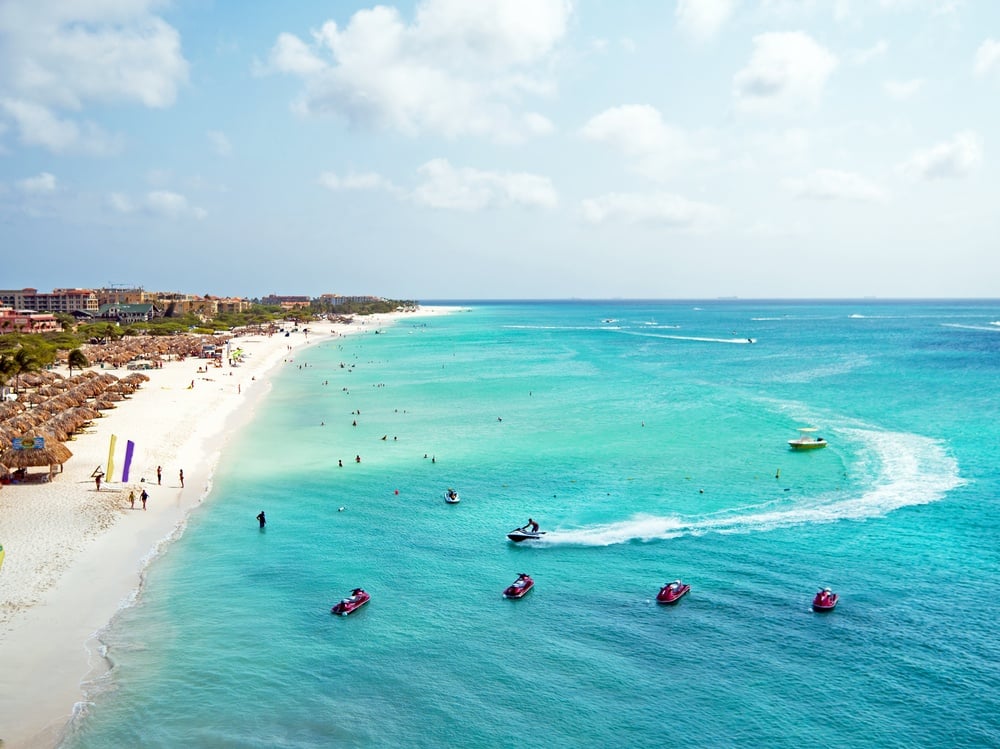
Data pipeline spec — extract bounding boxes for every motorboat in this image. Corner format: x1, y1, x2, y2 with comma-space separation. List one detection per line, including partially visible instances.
812, 588, 838, 612
503, 573, 534, 599
444, 489, 460, 504
507, 528, 546, 542
331, 588, 370, 616
788, 427, 827, 451
656, 580, 690, 605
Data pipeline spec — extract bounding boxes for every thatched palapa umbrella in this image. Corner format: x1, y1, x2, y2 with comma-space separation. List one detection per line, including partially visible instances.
0, 435, 73, 478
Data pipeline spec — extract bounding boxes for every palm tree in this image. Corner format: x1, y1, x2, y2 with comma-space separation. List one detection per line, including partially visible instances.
0, 353, 16, 391
8, 346, 42, 394
67, 349, 89, 377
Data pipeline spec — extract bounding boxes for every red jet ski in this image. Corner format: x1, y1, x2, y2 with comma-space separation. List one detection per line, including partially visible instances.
503, 573, 534, 599
812, 588, 838, 612
331, 588, 370, 616
656, 580, 690, 605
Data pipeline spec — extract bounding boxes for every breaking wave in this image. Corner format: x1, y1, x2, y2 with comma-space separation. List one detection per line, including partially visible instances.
541, 427, 963, 547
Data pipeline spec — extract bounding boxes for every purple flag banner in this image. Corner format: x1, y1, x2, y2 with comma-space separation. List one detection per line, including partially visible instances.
122, 440, 135, 483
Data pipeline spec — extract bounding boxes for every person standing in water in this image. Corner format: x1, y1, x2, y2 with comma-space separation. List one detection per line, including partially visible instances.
257, 510, 266, 528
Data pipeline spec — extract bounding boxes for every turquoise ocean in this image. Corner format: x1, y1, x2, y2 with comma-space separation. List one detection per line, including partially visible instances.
62, 300, 1000, 748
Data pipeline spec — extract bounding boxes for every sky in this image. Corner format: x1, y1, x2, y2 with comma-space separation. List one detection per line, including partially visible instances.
1, 0, 998, 300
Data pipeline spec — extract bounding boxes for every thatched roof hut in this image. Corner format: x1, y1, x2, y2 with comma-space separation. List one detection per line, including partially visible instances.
0, 436, 73, 476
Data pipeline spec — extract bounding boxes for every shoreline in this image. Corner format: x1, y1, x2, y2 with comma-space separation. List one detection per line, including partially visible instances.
0, 306, 458, 749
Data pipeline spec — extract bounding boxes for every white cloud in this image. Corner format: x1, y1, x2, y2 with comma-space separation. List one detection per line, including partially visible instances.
412, 158, 557, 211
974, 39, 1000, 77
318, 171, 397, 192
17, 171, 57, 194
207, 130, 232, 157
675, 0, 737, 42
0, 98, 120, 154
734, 31, 838, 115
145, 190, 207, 220
108, 192, 134, 213
883, 78, 923, 100
264, 0, 571, 142
579, 104, 717, 180
850, 40, 888, 65
0, 1, 188, 110
580, 192, 721, 228
0, 0, 188, 154
784, 169, 888, 202
900, 131, 983, 179
268, 32, 328, 75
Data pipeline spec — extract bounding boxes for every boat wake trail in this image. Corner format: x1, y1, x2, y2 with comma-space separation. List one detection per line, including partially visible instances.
619, 331, 755, 344
545, 428, 964, 547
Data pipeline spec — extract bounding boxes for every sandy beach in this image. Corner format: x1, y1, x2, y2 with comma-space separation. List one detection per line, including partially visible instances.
0, 307, 453, 749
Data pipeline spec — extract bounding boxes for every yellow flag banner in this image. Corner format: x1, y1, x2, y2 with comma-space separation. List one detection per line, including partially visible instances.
106, 434, 117, 482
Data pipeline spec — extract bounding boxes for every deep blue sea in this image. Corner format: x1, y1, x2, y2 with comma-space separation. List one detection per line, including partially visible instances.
62, 300, 1000, 748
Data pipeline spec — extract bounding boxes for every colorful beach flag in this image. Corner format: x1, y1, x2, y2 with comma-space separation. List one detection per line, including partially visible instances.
106, 434, 117, 481
122, 440, 135, 483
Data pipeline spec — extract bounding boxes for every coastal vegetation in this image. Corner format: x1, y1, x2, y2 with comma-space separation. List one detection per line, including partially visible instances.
0, 299, 416, 390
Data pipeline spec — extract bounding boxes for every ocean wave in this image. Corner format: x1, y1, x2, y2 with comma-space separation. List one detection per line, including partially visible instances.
541, 427, 963, 547
941, 323, 1000, 332
618, 331, 756, 344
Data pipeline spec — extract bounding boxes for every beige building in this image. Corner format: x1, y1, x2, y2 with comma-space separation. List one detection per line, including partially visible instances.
0, 288, 99, 314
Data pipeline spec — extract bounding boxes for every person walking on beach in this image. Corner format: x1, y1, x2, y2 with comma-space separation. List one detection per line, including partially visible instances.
257, 510, 266, 528
94, 471, 103, 491
129, 491, 135, 509
179, 469, 184, 488
140, 489, 148, 510
156, 465, 162, 485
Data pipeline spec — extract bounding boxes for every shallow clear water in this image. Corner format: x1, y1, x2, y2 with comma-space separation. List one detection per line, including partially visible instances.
63, 301, 1000, 748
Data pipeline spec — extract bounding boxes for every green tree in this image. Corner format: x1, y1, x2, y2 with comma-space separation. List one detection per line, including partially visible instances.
9, 346, 43, 393
67, 349, 89, 377
54, 313, 76, 332
0, 353, 16, 390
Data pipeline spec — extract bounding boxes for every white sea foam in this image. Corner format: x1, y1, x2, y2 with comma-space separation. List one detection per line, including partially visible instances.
619, 331, 755, 344
544, 427, 963, 547
941, 323, 1000, 332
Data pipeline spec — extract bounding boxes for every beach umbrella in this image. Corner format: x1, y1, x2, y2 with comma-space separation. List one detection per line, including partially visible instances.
0, 437, 73, 473
35, 421, 72, 442
0, 402, 26, 420
68, 406, 101, 421
3, 413, 45, 431
21, 393, 48, 407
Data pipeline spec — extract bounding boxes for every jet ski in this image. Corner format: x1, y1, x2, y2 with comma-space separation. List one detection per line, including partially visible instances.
656, 580, 690, 605
444, 489, 460, 504
503, 573, 534, 599
507, 527, 546, 542
812, 587, 838, 612
331, 588, 370, 616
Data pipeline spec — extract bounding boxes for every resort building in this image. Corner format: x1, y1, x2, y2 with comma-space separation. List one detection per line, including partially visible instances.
0, 288, 99, 314
0, 306, 60, 334
318, 294, 384, 306
95, 287, 152, 306
96, 303, 160, 324
262, 294, 312, 309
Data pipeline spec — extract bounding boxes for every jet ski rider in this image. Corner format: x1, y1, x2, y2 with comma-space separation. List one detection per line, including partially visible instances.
522, 518, 540, 533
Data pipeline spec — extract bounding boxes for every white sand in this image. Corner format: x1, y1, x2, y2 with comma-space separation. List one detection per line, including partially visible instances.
0, 307, 455, 748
